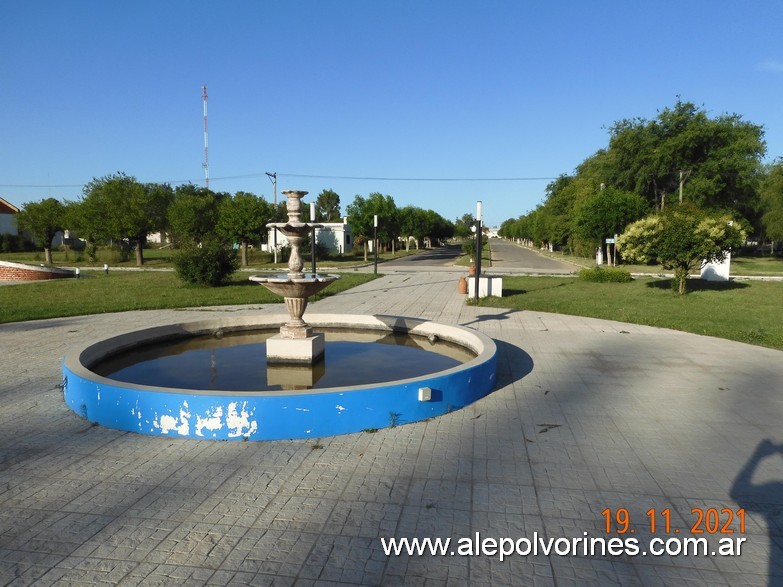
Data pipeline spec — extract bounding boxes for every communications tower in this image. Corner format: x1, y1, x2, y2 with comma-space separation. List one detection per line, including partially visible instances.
202, 85, 209, 189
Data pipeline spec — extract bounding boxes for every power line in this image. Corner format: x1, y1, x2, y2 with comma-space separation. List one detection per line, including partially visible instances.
0, 173, 559, 190
277, 173, 559, 182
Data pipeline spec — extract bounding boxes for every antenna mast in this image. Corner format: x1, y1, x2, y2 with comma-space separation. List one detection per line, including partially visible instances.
202, 85, 209, 189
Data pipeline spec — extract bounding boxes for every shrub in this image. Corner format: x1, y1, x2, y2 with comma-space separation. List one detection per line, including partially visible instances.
579, 266, 633, 283
173, 240, 239, 286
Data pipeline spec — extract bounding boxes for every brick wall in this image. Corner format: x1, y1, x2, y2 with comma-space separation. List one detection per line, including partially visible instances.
0, 261, 75, 281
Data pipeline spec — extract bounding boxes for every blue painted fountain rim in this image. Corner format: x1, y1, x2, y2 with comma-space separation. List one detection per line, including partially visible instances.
62, 313, 496, 398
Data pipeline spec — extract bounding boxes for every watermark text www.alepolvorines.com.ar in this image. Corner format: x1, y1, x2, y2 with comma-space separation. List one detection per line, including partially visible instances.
380, 532, 747, 562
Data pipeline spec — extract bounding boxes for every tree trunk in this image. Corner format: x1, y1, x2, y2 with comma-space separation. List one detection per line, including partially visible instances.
240, 241, 249, 267
363, 240, 368, 262
135, 239, 144, 266
44, 247, 53, 265
675, 267, 688, 295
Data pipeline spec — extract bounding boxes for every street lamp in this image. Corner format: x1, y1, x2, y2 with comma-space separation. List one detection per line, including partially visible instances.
474, 201, 483, 300
373, 214, 378, 275
266, 172, 278, 265
310, 202, 317, 276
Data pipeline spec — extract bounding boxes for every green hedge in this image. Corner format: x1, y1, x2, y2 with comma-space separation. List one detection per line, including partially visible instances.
173, 241, 239, 286
578, 266, 633, 283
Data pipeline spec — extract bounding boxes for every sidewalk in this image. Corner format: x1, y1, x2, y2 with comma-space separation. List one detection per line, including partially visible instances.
1, 270, 782, 585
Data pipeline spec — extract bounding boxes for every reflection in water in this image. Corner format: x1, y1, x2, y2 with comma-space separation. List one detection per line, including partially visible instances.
93, 328, 475, 392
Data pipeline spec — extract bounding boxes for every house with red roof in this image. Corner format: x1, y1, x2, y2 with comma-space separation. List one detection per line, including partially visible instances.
0, 197, 19, 235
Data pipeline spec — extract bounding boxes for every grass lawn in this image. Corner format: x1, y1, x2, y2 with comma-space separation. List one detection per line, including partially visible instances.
0, 246, 419, 269
0, 271, 378, 324
474, 275, 783, 350
538, 249, 783, 276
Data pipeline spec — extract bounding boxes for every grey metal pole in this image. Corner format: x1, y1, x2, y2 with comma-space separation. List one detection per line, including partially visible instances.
373, 215, 378, 275
474, 219, 482, 299
311, 203, 317, 276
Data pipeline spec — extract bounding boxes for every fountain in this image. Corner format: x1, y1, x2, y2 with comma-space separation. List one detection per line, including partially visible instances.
60, 189, 497, 441
248, 190, 338, 364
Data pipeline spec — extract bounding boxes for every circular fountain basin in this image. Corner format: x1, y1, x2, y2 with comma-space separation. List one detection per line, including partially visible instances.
61, 314, 497, 441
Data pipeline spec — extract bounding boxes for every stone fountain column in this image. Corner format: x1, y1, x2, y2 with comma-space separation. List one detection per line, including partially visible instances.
249, 190, 339, 364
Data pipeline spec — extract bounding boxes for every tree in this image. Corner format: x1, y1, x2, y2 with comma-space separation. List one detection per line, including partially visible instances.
77, 173, 173, 265
168, 184, 227, 246
345, 193, 398, 261
617, 205, 746, 295
216, 191, 272, 266
605, 100, 765, 218
315, 189, 341, 221
760, 162, 783, 249
573, 187, 648, 261
16, 198, 65, 264
453, 213, 475, 239
398, 206, 452, 250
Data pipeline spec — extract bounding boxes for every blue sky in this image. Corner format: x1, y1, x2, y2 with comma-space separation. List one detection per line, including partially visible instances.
2, 1, 782, 227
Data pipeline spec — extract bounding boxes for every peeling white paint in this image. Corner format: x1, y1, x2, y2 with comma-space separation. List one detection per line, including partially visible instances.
195, 406, 225, 437
159, 402, 191, 435
226, 402, 258, 438
295, 407, 310, 412
336, 404, 346, 412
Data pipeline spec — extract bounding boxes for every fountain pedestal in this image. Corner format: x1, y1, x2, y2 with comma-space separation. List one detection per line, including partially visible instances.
249, 190, 338, 364
266, 332, 325, 364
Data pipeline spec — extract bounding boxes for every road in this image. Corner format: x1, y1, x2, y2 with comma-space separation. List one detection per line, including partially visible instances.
381, 239, 576, 274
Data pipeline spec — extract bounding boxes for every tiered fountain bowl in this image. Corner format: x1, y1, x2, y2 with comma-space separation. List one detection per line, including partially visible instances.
249, 190, 339, 363
60, 190, 497, 441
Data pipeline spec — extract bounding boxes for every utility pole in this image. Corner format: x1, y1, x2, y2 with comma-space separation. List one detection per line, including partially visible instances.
266, 172, 277, 264
202, 85, 209, 189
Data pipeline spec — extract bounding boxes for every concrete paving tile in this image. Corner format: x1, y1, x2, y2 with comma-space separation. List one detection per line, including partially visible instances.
2, 269, 783, 584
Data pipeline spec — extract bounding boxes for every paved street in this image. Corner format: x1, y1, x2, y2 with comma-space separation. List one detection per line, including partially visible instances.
1, 270, 782, 585
485, 240, 575, 274
381, 240, 576, 275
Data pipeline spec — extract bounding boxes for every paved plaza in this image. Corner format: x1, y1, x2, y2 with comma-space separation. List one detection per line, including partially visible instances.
1, 269, 782, 586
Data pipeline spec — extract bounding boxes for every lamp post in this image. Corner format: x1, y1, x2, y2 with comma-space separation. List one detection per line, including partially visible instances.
474, 201, 483, 300
310, 202, 317, 276
266, 172, 277, 265
373, 215, 378, 275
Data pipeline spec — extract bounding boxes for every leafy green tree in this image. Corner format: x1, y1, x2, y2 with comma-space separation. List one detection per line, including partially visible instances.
453, 213, 475, 239
425, 209, 454, 244
617, 205, 745, 295
605, 100, 765, 218
760, 162, 783, 248
76, 173, 173, 265
16, 198, 65, 264
216, 191, 272, 266
397, 206, 453, 250
346, 193, 398, 260
314, 189, 341, 221
168, 184, 228, 246
573, 187, 648, 258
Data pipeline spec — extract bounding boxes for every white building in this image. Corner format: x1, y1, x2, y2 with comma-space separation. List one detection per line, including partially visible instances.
267, 219, 353, 255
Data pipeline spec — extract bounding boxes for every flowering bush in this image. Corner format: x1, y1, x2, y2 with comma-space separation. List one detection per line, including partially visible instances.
617, 206, 745, 294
